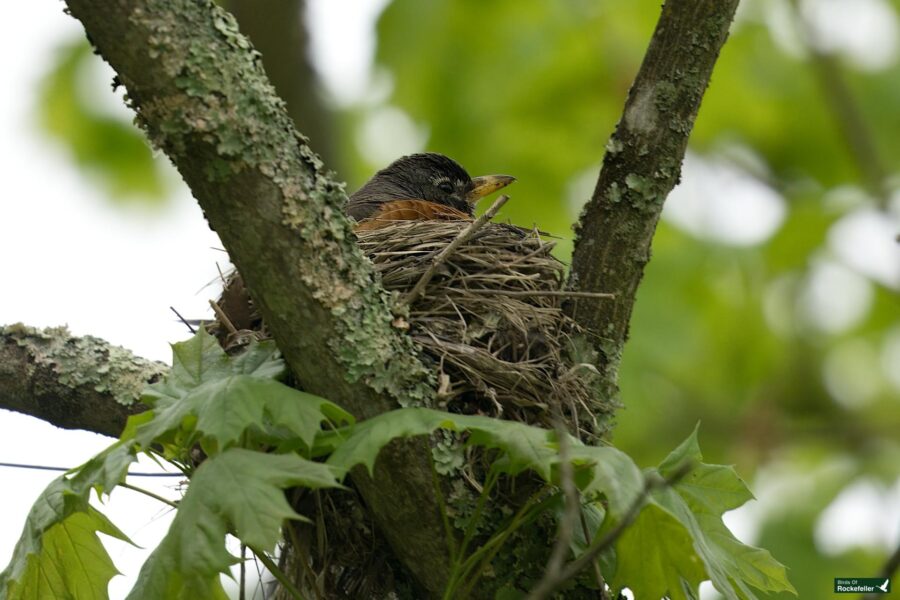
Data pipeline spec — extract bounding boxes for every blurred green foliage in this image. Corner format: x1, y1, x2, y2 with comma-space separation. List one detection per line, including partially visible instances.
369, 0, 899, 597
374, 0, 653, 251
38, 0, 899, 597
37, 41, 168, 204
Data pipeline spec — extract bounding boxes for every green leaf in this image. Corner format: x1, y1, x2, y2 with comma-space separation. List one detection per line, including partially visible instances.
69, 443, 141, 494
601, 428, 796, 599
228, 340, 286, 379
37, 40, 167, 204
126, 449, 342, 599
570, 445, 644, 519
325, 407, 645, 521
137, 374, 350, 452
142, 330, 287, 407
136, 330, 351, 453
650, 428, 797, 599
326, 408, 563, 479
612, 502, 707, 600
570, 502, 606, 557
0, 447, 134, 600
143, 328, 233, 404
4, 509, 128, 600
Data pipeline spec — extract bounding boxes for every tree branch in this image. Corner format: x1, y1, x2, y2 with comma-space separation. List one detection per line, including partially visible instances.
0, 324, 161, 437
566, 0, 740, 399
62, 0, 448, 593
863, 541, 900, 600
224, 0, 339, 169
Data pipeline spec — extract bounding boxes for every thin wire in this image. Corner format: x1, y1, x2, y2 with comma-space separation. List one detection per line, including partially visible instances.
0, 461, 183, 477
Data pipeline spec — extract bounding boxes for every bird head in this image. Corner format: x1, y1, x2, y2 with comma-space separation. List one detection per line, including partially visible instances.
347, 153, 516, 220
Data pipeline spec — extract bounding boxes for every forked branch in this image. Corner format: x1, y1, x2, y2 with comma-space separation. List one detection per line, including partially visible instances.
567, 0, 741, 400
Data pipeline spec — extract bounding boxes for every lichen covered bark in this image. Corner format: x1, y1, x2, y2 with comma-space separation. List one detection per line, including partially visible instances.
62, 0, 448, 593
0, 324, 163, 437
567, 0, 740, 402
224, 0, 338, 169
77, 0, 435, 414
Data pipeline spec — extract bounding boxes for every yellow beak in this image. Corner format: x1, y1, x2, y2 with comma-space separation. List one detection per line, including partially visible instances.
465, 174, 516, 205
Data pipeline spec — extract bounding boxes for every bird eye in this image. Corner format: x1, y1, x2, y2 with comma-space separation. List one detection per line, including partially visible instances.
437, 181, 454, 194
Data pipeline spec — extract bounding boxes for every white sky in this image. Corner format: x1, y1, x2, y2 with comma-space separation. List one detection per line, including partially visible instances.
0, 2, 897, 598
0, 4, 224, 594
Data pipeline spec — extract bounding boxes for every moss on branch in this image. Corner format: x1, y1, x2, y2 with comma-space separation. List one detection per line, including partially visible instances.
0, 324, 163, 437
567, 0, 740, 404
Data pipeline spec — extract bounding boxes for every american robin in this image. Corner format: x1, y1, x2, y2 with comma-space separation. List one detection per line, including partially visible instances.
346, 153, 516, 231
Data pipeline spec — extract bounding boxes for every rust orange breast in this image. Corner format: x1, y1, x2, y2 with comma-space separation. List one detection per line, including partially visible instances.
354, 199, 472, 231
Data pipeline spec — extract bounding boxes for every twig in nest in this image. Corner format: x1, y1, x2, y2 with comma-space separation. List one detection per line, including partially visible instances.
216, 262, 229, 286
209, 299, 238, 335
400, 195, 511, 306
461, 464, 484, 494
170, 306, 197, 334
467, 290, 615, 299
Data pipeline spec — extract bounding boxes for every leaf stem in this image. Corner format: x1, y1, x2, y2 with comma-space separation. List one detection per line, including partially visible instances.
118, 481, 178, 509
453, 491, 552, 599
429, 448, 459, 563
525, 462, 693, 600
250, 546, 306, 600
442, 469, 500, 599
531, 424, 580, 594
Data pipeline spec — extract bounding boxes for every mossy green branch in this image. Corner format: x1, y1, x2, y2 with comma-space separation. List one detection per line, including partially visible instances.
66, 0, 435, 414
0, 324, 163, 437
62, 0, 447, 592
567, 0, 740, 402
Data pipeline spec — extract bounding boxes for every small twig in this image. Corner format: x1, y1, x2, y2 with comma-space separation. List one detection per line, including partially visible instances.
169, 306, 197, 334
208, 298, 238, 335
461, 464, 485, 495
239, 544, 247, 600
466, 290, 615, 299
526, 462, 693, 600
529, 424, 581, 599
216, 261, 229, 285
284, 521, 323, 600
863, 542, 900, 600
578, 507, 609, 598
401, 195, 510, 306
254, 550, 269, 600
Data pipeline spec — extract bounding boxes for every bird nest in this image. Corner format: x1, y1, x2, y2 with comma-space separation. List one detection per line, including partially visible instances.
355, 220, 612, 440
210, 219, 614, 441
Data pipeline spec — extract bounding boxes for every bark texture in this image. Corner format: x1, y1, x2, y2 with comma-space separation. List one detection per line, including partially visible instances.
566, 0, 741, 400
62, 0, 448, 593
0, 324, 160, 437
225, 0, 339, 169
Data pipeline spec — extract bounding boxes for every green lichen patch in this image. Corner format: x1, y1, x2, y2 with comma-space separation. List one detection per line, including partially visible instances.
3, 324, 166, 406
119, 0, 437, 409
